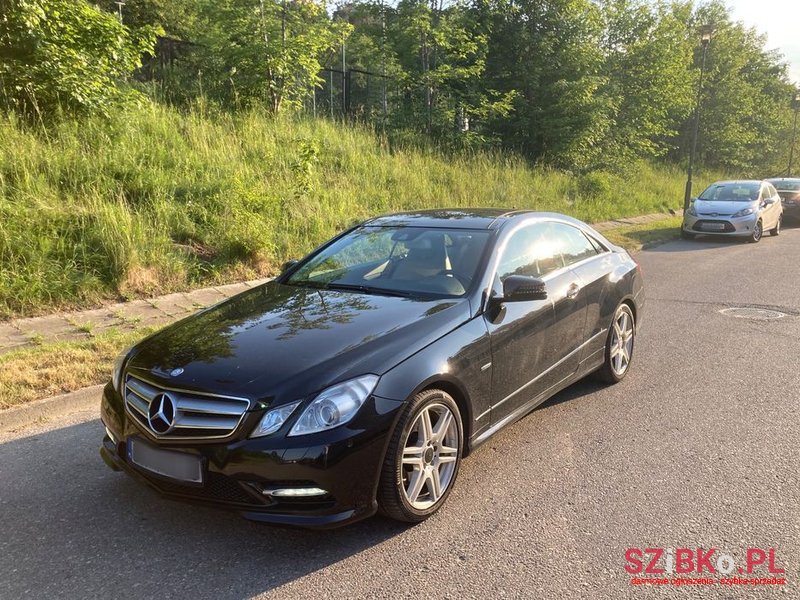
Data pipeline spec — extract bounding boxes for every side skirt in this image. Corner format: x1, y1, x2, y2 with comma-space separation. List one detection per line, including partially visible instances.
467, 357, 604, 454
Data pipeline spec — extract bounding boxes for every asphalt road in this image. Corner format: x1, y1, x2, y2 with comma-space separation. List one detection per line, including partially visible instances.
2, 228, 800, 599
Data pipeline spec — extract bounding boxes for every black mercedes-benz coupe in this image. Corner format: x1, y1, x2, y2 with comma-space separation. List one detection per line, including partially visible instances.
100, 209, 644, 528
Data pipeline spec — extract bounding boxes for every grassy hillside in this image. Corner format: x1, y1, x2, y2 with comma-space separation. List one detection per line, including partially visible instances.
0, 104, 717, 319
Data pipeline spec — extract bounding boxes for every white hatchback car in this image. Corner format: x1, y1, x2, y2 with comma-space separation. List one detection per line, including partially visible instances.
682, 180, 783, 243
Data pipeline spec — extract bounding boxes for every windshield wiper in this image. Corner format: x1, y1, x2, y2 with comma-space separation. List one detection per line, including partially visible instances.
323, 283, 415, 298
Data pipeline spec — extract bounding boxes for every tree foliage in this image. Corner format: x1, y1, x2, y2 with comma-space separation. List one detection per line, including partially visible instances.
1, 0, 797, 175
191, 0, 350, 113
0, 0, 157, 118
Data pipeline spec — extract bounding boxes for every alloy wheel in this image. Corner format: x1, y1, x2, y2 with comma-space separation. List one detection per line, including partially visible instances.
751, 221, 763, 242
400, 403, 459, 510
610, 308, 634, 376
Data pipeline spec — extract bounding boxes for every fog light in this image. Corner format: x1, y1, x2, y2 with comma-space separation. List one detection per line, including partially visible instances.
262, 487, 328, 498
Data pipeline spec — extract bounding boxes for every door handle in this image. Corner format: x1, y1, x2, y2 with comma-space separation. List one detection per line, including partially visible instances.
566, 283, 581, 300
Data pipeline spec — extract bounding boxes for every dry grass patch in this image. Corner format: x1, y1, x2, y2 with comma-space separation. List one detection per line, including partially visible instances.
0, 327, 156, 409
603, 216, 683, 251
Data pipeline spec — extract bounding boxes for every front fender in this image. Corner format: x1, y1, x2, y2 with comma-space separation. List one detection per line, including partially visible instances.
373, 316, 492, 448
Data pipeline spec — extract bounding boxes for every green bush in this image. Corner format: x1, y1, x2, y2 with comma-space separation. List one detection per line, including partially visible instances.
0, 0, 157, 118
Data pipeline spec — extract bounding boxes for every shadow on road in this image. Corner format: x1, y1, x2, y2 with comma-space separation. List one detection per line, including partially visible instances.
0, 418, 408, 599
643, 220, 800, 254
0, 375, 607, 599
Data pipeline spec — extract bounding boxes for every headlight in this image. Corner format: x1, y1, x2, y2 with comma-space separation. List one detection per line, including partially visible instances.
732, 207, 754, 218
687, 205, 698, 216
288, 374, 379, 436
111, 346, 134, 391
250, 400, 302, 438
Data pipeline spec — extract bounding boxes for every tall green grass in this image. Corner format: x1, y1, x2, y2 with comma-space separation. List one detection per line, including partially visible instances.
0, 103, 721, 319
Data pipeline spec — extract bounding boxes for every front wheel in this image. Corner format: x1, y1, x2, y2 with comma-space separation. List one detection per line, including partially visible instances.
748, 220, 763, 243
680, 228, 695, 240
596, 303, 636, 384
378, 389, 463, 523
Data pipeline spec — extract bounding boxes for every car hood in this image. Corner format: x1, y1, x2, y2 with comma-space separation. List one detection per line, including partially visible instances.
126, 282, 471, 404
693, 199, 756, 215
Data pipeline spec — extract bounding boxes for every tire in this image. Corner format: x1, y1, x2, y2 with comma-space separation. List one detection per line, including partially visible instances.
378, 389, 463, 523
771, 216, 781, 236
596, 303, 636, 384
748, 220, 763, 243
680, 229, 695, 240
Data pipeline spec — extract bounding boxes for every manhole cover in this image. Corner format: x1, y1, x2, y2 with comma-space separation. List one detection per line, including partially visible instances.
719, 307, 786, 321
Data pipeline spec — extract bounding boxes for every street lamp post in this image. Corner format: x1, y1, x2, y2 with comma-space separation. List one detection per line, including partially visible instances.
684, 24, 716, 211
788, 91, 800, 177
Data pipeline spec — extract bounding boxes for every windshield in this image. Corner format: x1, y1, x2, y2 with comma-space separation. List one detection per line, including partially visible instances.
285, 226, 492, 298
766, 179, 800, 192
698, 182, 760, 202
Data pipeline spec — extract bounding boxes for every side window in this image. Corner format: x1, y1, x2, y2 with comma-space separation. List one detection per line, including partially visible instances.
549, 222, 600, 267
768, 184, 778, 198
497, 223, 562, 281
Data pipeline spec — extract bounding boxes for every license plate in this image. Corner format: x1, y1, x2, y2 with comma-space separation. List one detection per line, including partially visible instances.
128, 438, 204, 483
702, 222, 726, 231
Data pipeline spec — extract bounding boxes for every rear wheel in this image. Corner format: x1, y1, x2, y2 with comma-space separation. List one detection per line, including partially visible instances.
378, 389, 463, 523
771, 216, 781, 236
748, 220, 763, 243
596, 303, 635, 384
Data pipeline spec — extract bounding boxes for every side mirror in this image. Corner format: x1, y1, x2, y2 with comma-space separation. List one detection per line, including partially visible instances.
501, 275, 548, 302
281, 259, 299, 273
763, 198, 775, 206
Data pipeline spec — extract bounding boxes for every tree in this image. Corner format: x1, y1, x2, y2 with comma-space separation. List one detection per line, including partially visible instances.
597, 0, 696, 165
0, 0, 157, 118
685, 1, 796, 175
195, 0, 351, 113
481, 0, 612, 169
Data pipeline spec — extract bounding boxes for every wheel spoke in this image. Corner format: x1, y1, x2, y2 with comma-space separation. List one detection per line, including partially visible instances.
428, 468, 442, 502
432, 410, 453, 443
406, 470, 425, 503
420, 409, 434, 445
438, 448, 458, 464
402, 445, 425, 468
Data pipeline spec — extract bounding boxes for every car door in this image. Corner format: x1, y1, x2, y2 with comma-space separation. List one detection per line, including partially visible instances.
548, 222, 608, 366
766, 184, 782, 227
484, 222, 586, 424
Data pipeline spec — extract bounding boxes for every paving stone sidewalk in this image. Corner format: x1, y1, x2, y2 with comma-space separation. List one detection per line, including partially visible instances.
591, 208, 682, 232
0, 278, 270, 356
0, 209, 683, 356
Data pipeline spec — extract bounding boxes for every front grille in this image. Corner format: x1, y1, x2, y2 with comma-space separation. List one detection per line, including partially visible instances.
693, 219, 735, 233
124, 373, 251, 440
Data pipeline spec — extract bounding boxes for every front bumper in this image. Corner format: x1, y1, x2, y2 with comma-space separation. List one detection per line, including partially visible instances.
682, 212, 759, 237
99, 383, 404, 529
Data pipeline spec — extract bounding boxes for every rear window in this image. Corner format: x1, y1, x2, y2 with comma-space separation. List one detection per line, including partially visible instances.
767, 179, 800, 192
698, 183, 760, 202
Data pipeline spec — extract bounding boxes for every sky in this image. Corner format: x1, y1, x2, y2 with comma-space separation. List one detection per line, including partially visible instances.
727, 0, 800, 84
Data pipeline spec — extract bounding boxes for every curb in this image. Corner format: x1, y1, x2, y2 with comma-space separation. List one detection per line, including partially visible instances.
0, 384, 103, 432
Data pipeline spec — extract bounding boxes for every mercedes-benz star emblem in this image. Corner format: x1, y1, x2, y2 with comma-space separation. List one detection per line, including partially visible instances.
148, 393, 176, 434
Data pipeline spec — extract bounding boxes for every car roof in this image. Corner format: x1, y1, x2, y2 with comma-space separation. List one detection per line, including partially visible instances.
709, 180, 767, 186
364, 209, 589, 231
766, 177, 800, 185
